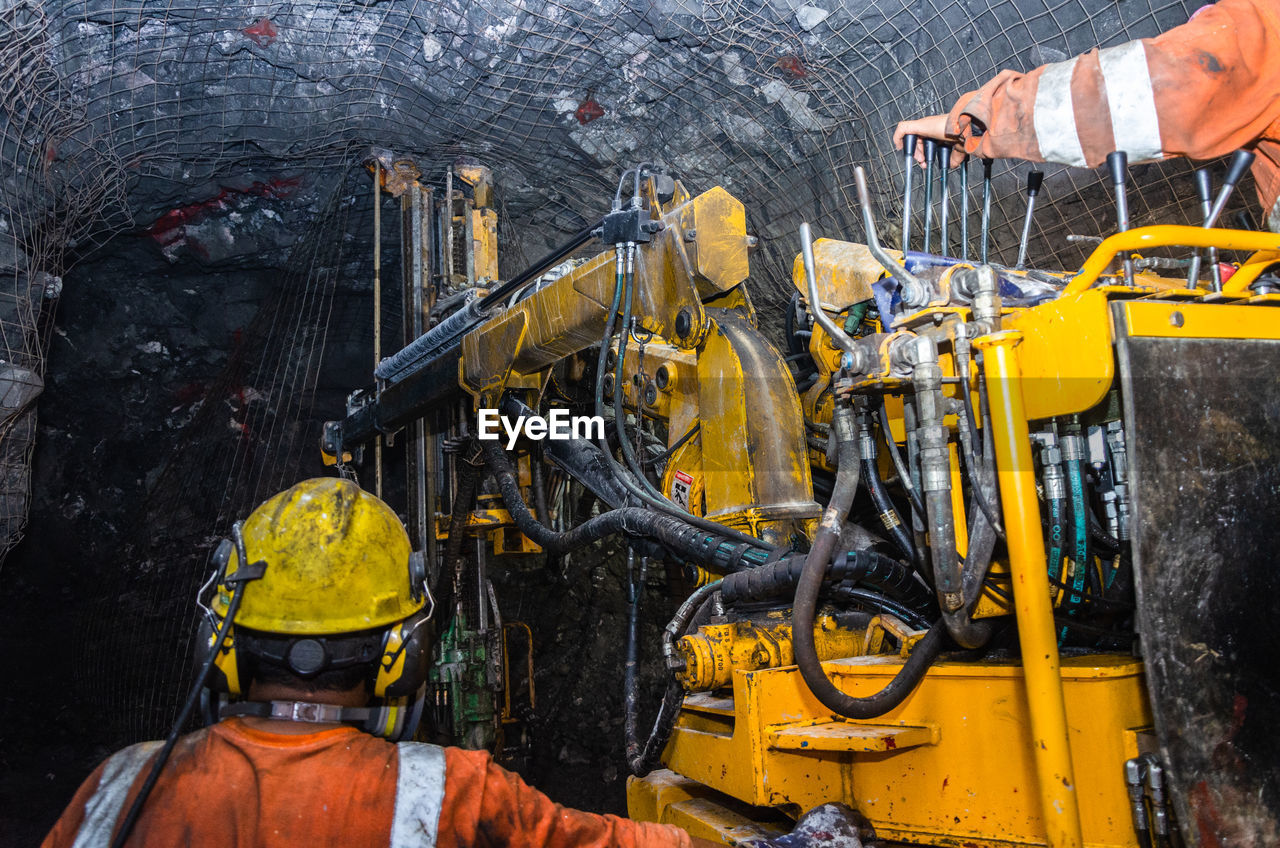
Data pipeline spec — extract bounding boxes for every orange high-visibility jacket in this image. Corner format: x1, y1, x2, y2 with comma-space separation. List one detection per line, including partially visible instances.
946, 0, 1280, 228
41, 719, 690, 848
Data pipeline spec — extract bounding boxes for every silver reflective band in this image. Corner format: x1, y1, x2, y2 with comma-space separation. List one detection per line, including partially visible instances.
1098, 40, 1164, 163
271, 700, 345, 723
391, 742, 447, 848
1034, 57, 1088, 167
71, 741, 163, 848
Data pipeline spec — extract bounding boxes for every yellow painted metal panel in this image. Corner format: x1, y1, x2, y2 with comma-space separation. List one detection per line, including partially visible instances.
766, 721, 934, 753
1120, 300, 1280, 341
1000, 290, 1115, 421
659, 655, 1149, 847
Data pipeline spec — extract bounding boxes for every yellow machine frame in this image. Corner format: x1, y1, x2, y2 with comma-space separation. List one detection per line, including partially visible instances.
629, 224, 1280, 847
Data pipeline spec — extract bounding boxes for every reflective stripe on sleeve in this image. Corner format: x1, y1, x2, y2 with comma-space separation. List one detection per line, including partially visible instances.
1034, 56, 1088, 167
1098, 40, 1164, 163
391, 742, 446, 848
71, 741, 163, 848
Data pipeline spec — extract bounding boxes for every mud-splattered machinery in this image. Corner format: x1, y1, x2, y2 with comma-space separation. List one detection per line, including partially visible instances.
325, 149, 1280, 847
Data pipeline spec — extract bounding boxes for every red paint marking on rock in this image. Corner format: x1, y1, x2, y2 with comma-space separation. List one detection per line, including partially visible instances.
243, 17, 278, 47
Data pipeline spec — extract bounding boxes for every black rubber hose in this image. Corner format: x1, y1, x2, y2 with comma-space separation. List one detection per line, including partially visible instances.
531, 453, 551, 529
437, 456, 479, 616
484, 441, 775, 570
878, 402, 926, 522
792, 401, 940, 719
862, 454, 915, 562
720, 549, 930, 612
629, 582, 721, 776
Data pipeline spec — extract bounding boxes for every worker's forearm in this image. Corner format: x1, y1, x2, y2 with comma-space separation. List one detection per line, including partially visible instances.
945, 0, 1280, 168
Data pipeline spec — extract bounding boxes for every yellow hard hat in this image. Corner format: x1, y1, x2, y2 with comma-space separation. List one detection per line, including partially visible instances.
212, 478, 423, 634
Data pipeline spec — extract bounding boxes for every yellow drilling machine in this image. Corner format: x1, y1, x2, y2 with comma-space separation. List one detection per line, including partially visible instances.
324, 148, 1280, 847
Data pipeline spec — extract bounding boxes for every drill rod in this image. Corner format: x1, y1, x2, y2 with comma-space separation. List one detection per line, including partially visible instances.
902, 134, 918, 252
923, 138, 936, 254
959, 153, 970, 261
980, 158, 993, 264
1107, 152, 1135, 286
1015, 170, 1044, 270
939, 143, 952, 257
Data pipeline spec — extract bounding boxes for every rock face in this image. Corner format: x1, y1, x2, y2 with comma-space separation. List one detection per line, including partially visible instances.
0, 0, 1228, 841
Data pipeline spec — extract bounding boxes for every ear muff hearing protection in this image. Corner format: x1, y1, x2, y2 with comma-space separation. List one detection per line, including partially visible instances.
194, 478, 435, 741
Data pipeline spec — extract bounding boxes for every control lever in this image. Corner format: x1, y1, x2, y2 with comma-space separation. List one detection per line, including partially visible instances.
1107, 151, 1135, 286
959, 153, 970, 261
923, 138, 937, 254
980, 158, 993, 264
938, 143, 953, 257
1187, 149, 1256, 287
1194, 168, 1222, 291
854, 166, 928, 308
901, 134, 918, 252
1015, 170, 1044, 270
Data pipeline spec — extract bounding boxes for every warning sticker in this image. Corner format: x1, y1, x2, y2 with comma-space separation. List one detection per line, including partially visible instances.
671, 470, 694, 510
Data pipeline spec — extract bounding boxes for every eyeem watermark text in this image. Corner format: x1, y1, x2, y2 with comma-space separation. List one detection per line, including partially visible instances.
477, 409, 605, 449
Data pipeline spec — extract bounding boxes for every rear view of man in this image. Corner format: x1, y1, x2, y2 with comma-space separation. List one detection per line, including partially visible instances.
42, 478, 863, 847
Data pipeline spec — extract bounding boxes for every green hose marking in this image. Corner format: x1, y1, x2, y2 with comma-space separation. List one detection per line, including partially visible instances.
844, 300, 871, 334
1060, 458, 1089, 643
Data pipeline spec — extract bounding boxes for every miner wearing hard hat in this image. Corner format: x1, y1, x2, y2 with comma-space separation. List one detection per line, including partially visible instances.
894, 0, 1280, 229
41, 478, 863, 848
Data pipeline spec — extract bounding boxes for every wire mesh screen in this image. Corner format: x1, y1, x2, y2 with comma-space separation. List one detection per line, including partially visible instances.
1, 0, 1251, 734
78, 163, 372, 741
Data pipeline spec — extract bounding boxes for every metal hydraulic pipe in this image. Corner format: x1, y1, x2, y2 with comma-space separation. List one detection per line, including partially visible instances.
902, 134, 917, 252
1066, 225, 1280, 295
853, 167, 928, 307
800, 223, 859, 357
972, 330, 1083, 848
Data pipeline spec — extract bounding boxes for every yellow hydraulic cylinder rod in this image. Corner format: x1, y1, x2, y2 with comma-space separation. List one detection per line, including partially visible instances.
1065, 225, 1280, 295
972, 330, 1083, 848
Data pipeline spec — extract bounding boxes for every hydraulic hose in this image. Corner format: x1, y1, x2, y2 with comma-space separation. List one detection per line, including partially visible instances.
1060, 429, 1091, 637
793, 400, 941, 718
437, 456, 479, 619
878, 402, 926, 523
484, 441, 773, 570
859, 410, 915, 561
628, 580, 723, 776
720, 548, 931, 613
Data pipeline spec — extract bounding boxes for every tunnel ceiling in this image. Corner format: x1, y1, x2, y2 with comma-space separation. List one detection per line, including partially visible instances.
0, 0, 1214, 564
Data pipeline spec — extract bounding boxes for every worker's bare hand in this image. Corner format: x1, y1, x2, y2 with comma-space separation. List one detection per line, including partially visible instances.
893, 116, 965, 168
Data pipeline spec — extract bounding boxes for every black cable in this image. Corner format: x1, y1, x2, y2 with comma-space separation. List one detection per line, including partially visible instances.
957, 396, 1005, 537
648, 422, 700, 466
111, 524, 258, 848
